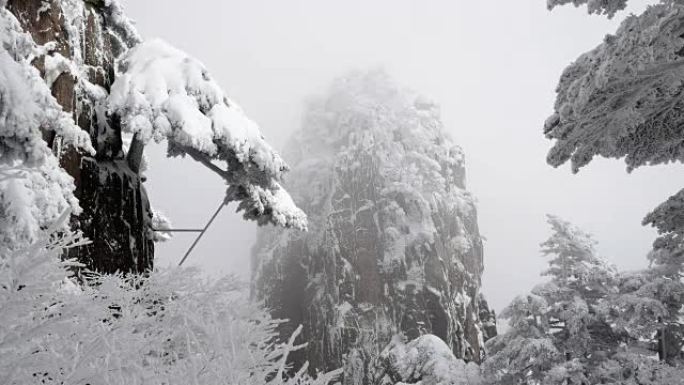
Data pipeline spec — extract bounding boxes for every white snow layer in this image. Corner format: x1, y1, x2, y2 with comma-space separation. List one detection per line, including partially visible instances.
546, 0, 628, 18
545, 2, 684, 172
0, 7, 93, 251
379, 335, 483, 385
108, 39, 306, 229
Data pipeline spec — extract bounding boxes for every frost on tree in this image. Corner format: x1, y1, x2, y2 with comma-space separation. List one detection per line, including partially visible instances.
544, 0, 684, 368
546, 0, 628, 17
0, 4, 93, 252
108, 39, 306, 229
252, 71, 496, 385
544, 1, 684, 173
1, 0, 304, 271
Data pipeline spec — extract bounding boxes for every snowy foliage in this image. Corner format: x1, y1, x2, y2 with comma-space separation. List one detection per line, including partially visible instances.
0, 6, 93, 251
1, 0, 306, 256
375, 335, 482, 385
643, 188, 684, 279
542, 3, 684, 376
544, 1, 684, 172
546, 0, 628, 18
0, 214, 339, 385
108, 39, 306, 229
482, 295, 559, 384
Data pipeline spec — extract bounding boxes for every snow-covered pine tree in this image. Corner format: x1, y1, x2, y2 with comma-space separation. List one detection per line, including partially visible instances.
544, 0, 684, 367
482, 294, 559, 384
537, 216, 619, 363
1, 0, 305, 272
483, 215, 619, 384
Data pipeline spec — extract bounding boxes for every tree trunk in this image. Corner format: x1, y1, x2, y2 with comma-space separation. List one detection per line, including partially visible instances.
7, 0, 154, 274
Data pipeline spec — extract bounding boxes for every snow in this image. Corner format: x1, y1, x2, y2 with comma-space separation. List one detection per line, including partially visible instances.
545, 2, 684, 172
0, 7, 93, 251
377, 334, 483, 385
149, 207, 172, 242
1, 220, 340, 385
108, 39, 306, 229
546, 0, 628, 18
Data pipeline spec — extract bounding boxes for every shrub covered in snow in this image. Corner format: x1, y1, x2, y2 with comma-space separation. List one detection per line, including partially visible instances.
0, 212, 339, 385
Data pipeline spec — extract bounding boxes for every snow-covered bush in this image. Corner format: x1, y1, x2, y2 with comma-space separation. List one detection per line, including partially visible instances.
0, 213, 339, 385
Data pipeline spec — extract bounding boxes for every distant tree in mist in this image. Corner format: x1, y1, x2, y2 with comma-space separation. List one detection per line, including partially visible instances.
483, 216, 620, 384
482, 216, 684, 384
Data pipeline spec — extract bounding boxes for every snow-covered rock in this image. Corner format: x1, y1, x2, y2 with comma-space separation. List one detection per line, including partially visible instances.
375, 335, 483, 385
252, 71, 495, 384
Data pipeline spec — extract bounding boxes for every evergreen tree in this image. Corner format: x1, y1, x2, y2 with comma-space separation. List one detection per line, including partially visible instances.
543, 0, 684, 372
484, 215, 619, 384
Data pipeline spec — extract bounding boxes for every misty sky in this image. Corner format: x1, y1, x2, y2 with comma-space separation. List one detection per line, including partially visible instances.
121, 0, 682, 312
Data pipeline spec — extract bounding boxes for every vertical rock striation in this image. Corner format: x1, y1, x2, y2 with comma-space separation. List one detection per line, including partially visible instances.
252, 71, 495, 384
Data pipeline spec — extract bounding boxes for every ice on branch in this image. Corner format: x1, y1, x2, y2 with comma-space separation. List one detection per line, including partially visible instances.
0, 7, 93, 251
108, 39, 306, 229
544, 2, 684, 172
546, 0, 628, 18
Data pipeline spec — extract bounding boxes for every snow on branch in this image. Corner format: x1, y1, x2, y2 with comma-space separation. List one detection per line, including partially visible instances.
642, 187, 684, 275
108, 39, 306, 229
546, 0, 629, 18
643, 187, 684, 234
544, 2, 684, 172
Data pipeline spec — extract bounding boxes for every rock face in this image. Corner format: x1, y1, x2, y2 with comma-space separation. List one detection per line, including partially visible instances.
8, 0, 154, 273
252, 71, 495, 384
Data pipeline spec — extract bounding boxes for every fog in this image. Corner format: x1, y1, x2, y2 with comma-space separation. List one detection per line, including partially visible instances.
121, 0, 682, 312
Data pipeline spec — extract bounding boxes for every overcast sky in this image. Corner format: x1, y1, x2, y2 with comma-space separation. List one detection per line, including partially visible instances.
122, 0, 682, 312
